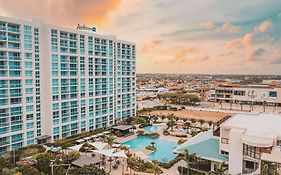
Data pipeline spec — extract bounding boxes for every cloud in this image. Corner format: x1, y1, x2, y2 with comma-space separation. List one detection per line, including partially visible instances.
217, 22, 240, 32
255, 20, 272, 32
200, 21, 215, 29
198, 55, 210, 61
141, 39, 162, 52
0, 0, 122, 27
225, 39, 242, 51
254, 48, 266, 57
171, 47, 199, 63
271, 57, 281, 64
242, 33, 254, 47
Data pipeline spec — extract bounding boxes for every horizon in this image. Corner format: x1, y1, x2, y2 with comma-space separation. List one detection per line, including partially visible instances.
1, 0, 280, 74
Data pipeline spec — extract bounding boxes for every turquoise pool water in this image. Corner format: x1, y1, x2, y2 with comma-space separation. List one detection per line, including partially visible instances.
144, 125, 159, 134
122, 136, 178, 162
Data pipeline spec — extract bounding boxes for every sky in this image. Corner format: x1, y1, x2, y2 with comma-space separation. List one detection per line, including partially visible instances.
0, 0, 281, 75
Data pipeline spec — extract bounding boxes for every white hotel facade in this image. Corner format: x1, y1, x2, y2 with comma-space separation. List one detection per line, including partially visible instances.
0, 16, 136, 152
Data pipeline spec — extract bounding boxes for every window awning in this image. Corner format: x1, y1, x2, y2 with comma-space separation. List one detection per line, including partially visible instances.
242, 135, 273, 147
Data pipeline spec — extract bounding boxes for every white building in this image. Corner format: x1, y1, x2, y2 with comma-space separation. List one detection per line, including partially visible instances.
208, 84, 281, 106
220, 113, 281, 174
0, 16, 136, 152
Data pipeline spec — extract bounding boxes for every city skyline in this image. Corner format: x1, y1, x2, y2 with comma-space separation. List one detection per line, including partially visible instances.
0, 0, 281, 74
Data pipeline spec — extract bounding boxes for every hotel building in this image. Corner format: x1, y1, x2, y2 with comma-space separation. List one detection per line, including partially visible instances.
0, 16, 136, 152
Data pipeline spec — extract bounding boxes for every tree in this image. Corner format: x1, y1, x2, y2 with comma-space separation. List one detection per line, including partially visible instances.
67, 167, 80, 175
36, 153, 51, 174
263, 101, 267, 112
63, 151, 80, 164
53, 164, 66, 175
261, 161, 277, 175
105, 135, 115, 148
167, 114, 176, 131
17, 166, 41, 175
209, 162, 228, 175
79, 164, 109, 175
219, 100, 223, 109
151, 142, 155, 148
151, 160, 162, 175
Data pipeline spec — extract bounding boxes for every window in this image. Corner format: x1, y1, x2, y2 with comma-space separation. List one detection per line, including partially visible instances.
26, 105, 33, 112
243, 144, 261, 159
221, 138, 229, 144
26, 122, 34, 129
269, 91, 277, 98
245, 161, 255, 169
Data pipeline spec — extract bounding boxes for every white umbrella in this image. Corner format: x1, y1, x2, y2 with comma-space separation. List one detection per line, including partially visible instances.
92, 148, 115, 157
76, 139, 85, 143
88, 142, 107, 150
68, 143, 84, 151
112, 150, 127, 158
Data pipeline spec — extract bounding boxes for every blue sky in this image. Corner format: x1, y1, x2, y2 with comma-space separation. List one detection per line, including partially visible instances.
0, 0, 280, 74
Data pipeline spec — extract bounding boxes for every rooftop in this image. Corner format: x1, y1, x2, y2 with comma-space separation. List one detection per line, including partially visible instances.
71, 155, 101, 168
221, 113, 281, 140
112, 125, 134, 131
174, 131, 228, 163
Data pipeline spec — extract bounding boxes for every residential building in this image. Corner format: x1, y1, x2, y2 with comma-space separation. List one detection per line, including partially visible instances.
0, 16, 136, 152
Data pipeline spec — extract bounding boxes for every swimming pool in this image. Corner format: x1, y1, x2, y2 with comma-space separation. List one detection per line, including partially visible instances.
122, 136, 178, 162
144, 125, 159, 134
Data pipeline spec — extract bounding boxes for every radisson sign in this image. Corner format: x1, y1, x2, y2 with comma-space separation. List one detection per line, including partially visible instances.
76, 24, 96, 32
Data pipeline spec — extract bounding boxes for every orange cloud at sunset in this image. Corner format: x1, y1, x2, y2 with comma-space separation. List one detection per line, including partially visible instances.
0, 0, 122, 27
255, 20, 272, 33
141, 39, 162, 52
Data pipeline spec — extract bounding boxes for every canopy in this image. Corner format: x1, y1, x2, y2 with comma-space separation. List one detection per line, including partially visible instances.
112, 143, 121, 148
68, 144, 84, 151
242, 135, 273, 147
96, 133, 104, 137
102, 131, 110, 135
76, 139, 85, 143
92, 148, 115, 157
112, 150, 127, 158
134, 151, 148, 159
88, 142, 107, 150
90, 135, 97, 139
83, 137, 92, 140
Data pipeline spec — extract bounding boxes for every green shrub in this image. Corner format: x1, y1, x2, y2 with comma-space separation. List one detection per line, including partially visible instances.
145, 146, 156, 151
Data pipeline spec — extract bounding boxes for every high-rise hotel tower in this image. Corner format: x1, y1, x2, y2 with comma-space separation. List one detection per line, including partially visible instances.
0, 16, 136, 152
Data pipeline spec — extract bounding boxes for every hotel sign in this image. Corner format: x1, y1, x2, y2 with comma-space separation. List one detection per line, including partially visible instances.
77, 24, 96, 32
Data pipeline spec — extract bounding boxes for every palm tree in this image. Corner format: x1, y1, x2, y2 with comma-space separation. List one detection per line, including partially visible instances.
229, 100, 233, 110
239, 102, 243, 111
161, 116, 165, 122
209, 162, 228, 175
151, 141, 155, 148
263, 101, 267, 112
105, 135, 114, 148
219, 100, 223, 109
261, 161, 277, 175
151, 161, 161, 175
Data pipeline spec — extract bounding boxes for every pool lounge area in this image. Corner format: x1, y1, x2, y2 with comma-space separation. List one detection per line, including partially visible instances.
122, 136, 178, 162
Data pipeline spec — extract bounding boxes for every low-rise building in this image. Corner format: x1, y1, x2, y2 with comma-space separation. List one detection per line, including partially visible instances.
208, 83, 281, 106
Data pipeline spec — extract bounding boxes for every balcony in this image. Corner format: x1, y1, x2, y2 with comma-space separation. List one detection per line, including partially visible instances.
7, 27, 20, 33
